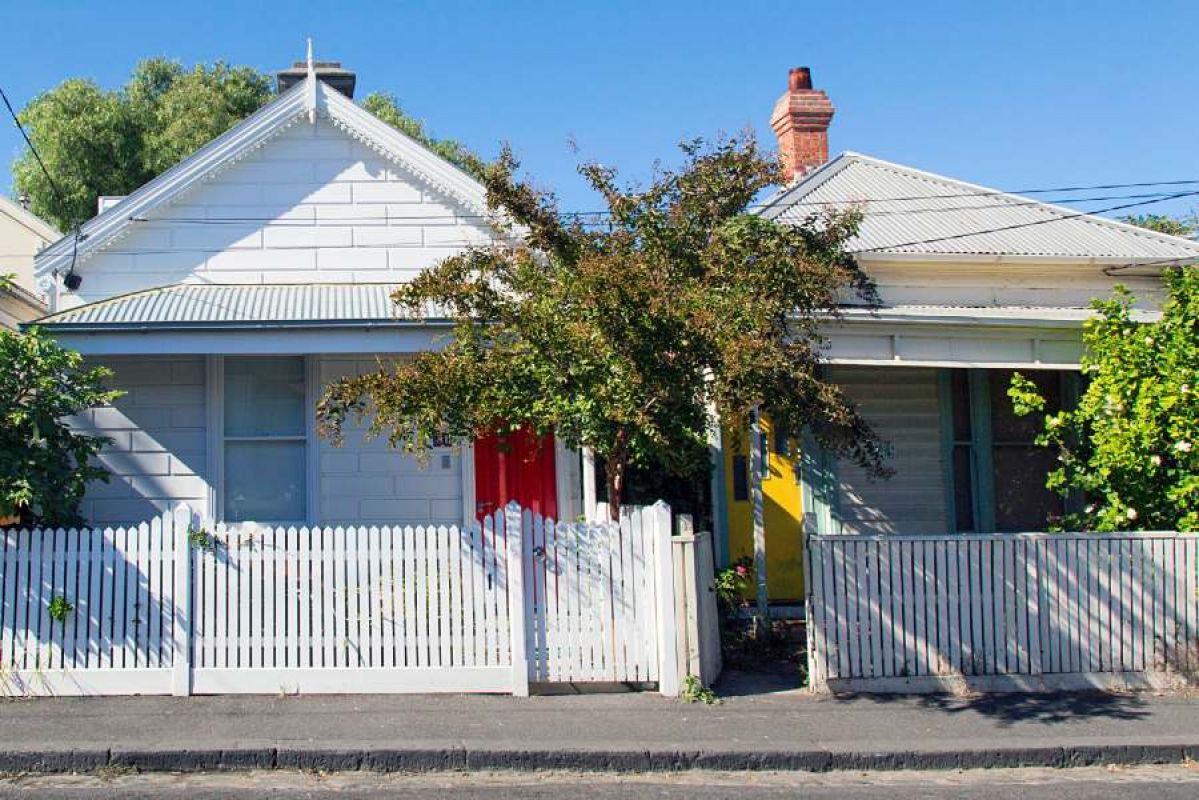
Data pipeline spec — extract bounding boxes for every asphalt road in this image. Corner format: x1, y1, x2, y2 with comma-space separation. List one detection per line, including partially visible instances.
2, 766, 1199, 799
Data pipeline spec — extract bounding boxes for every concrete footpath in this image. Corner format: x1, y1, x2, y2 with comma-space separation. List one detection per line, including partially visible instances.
2, 673, 1199, 774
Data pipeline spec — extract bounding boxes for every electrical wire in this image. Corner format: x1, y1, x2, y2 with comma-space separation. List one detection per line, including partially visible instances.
849, 190, 1199, 254
118, 188, 1195, 228
0, 83, 81, 282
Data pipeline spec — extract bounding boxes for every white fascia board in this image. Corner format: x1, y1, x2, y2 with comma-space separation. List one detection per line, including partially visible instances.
854, 252, 1187, 268
319, 83, 489, 215
35, 79, 500, 281
35, 84, 311, 279
828, 310, 1089, 330
46, 325, 450, 356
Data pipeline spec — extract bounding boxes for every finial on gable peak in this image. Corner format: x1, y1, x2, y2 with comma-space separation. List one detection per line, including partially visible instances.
305, 37, 317, 123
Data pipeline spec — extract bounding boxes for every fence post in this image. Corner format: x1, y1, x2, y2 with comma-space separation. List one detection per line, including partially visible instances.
170, 504, 193, 697
505, 502, 530, 697
651, 500, 680, 697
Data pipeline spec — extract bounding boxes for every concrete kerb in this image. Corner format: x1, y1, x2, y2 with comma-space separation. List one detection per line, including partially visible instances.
2, 744, 1199, 775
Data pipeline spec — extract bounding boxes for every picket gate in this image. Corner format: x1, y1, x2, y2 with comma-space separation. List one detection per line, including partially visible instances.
0, 502, 679, 697
806, 532, 1199, 693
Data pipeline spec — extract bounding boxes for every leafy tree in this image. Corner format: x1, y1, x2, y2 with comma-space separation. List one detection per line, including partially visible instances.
14, 60, 485, 231
1009, 267, 1199, 532
1120, 213, 1198, 238
12, 77, 144, 231
317, 135, 889, 518
0, 328, 122, 527
361, 93, 487, 181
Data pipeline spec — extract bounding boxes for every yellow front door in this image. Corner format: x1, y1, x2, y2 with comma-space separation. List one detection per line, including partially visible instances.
723, 415, 806, 601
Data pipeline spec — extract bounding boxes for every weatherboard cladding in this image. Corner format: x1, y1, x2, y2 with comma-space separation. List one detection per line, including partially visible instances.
34, 284, 449, 328
764, 153, 1199, 261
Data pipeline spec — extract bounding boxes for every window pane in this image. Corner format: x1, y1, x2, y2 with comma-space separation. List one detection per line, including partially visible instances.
773, 422, 789, 458
952, 445, 975, 532
225, 441, 306, 522
990, 369, 1060, 443
950, 369, 972, 441
732, 455, 749, 502
993, 446, 1063, 532
225, 357, 305, 437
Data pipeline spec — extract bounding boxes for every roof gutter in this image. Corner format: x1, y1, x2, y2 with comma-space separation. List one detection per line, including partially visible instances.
24, 318, 457, 334
852, 252, 1195, 267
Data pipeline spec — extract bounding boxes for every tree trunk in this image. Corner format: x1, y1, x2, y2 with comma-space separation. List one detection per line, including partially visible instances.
605, 428, 630, 521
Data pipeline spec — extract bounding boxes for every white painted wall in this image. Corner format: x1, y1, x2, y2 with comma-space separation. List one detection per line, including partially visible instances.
73, 354, 465, 527
60, 118, 492, 307
831, 366, 947, 535
316, 356, 463, 526
859, 259, 1164, 311
73, 357, 209, 523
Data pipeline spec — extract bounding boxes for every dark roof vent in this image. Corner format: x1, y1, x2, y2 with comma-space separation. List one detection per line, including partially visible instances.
276, 61, 356, 99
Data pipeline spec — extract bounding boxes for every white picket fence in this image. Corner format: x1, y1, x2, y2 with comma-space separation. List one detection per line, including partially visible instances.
0, 502, 679, 697
806, 532, 1199, 693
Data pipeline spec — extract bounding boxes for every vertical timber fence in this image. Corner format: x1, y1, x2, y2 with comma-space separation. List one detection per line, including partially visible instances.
0, 502, 681, 697
805, 532, 1199, 693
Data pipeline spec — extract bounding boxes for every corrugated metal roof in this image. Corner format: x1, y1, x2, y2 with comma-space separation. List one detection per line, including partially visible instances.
33, 284, 450, 329
762, 153, 1199, 261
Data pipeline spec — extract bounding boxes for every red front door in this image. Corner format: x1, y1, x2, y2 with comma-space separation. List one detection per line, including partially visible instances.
474, 429, 558, 520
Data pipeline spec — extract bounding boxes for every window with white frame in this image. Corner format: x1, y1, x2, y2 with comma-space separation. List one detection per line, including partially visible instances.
222, 356, 308, 522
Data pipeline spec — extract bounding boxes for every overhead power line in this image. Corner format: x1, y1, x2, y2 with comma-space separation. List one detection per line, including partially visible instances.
1, 83, 82, 284
850, 190, 1199, 254
121, 188, 1198, 228
0, 86, 64, 205
6, 186, 1194, 260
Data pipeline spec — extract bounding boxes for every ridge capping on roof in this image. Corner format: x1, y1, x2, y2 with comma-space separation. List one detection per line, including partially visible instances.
759, 151, 1199, 262
34, 78, 491, 279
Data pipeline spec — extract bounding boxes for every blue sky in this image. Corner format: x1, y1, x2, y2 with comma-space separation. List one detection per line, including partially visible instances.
3, 0, 1196, 219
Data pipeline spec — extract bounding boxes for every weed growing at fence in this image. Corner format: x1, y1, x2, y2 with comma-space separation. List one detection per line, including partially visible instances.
680, 673, 719, 704
48, 595, 73, 624
187, 526, 221, 553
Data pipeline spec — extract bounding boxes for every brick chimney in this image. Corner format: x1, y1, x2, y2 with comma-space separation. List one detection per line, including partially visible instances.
276, 61, 357, 99
770, 67, 834, 183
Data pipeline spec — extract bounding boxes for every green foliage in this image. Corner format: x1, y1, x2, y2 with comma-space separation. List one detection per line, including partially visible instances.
680, 673, 719, 704
317, 135, 887, 517
360, 92, 487, 181
0, 328, 121, 527
132, 61, 274, 177
13, 62, 486, 231
187, 525, 221, 553
714, 556, 754, 620
13, 59, 272, 230
1008, 267, 1199, 532
1120, 213, 1198, 238
48, 595, 73, 624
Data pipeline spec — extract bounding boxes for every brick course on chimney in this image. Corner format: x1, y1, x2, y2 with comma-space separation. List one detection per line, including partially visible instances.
770, 67, 834, 183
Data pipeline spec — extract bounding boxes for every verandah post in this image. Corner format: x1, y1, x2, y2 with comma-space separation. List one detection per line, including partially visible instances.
505, 501, 530, 697
170, 504, 194, 697
652, 500, 680, 697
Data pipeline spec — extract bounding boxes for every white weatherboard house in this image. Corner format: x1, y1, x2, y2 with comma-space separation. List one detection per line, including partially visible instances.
32, 62, 581, 530
715, 69, 1199, 601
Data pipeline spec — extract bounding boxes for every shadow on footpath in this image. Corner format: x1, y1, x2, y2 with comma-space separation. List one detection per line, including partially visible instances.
830, 689, 1151, 727
713, 668, 1152, 728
